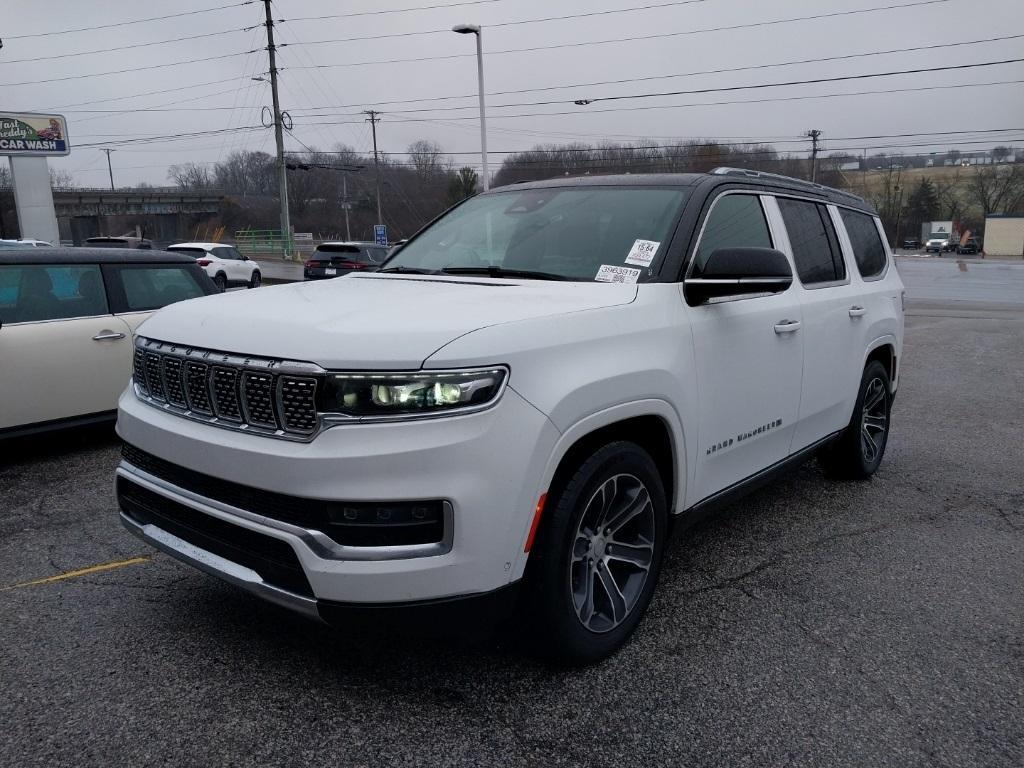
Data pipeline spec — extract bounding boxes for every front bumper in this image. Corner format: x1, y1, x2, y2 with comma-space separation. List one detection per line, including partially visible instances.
116, 384, 557, 607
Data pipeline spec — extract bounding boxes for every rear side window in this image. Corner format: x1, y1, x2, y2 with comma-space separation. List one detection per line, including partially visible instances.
0, 264, 108, 323
777, 198, 846, 285
692, 194, 772, 274
111, 265, 208, 311
168, 247, 207, 259
212, 246, 243, 260
839, 209, 887, 278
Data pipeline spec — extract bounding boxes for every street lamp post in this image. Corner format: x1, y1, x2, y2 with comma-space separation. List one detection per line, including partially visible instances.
452, 24, 488, 191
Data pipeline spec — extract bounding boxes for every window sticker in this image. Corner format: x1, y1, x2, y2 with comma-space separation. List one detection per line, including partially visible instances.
595, 264, 641, 283
624, 239, 660, 267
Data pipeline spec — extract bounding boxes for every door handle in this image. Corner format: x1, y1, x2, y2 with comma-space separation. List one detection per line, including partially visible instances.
92, 330, 126, 341
848, 305, 867, 317
773, 320, 801, 334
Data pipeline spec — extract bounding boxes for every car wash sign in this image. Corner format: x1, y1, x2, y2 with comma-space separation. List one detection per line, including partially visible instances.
0, 112, 70, 156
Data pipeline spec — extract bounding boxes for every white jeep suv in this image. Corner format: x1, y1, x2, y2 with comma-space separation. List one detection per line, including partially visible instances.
116, 169, 904, 663
167, 242, 261, 291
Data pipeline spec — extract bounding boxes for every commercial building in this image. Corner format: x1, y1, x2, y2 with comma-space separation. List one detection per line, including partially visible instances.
983, 215, 1024, 258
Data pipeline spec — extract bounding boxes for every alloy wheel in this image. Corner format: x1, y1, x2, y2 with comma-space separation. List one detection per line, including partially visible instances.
569, 473, 656, 633
860, 377, 888, 463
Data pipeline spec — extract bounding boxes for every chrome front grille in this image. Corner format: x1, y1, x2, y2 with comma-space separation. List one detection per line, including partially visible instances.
184, 361, 212, 414
144, 352, 166, 401
211, 366, 242, 422
132, 337, 323, 440
162, 358, 186, 408
278, 377, 318, 434
241, 372, 277, 428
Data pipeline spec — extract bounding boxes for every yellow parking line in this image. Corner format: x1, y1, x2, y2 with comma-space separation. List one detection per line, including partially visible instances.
0, 556, 151, 592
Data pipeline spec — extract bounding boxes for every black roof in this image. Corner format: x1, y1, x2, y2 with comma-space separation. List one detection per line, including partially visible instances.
488, 168, 875, 214
0, 247, 197, 265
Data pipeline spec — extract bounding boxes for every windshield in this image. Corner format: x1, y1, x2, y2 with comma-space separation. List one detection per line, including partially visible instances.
384, 186, 687, 281
928, 234, 949, 240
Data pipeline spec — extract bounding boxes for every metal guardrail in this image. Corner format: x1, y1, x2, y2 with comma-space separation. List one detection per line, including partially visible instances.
234, 230, 316, 257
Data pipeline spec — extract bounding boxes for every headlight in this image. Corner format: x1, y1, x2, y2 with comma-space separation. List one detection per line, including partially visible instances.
319, 367, 508, 420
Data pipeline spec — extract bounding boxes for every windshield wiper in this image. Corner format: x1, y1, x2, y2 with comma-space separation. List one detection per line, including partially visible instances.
376, 265, 438, 275
440, 266, 568, 281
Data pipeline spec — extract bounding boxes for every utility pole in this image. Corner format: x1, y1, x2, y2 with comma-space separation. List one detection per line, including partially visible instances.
342, 172, 351, 241
364, 110, 383, 225
262, 0, 291, 256
100, 148, 115, 191
806, 129, 822, 183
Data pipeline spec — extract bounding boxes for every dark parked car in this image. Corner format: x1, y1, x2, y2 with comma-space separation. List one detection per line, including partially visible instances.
957, 237, 982, 255
85, 236, 153, 249
902, 237, 920, 249
303, 242, 388, 280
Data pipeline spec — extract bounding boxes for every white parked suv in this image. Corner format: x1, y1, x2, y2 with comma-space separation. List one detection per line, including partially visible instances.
116, 169, 904, 663
167, 242, 261, 291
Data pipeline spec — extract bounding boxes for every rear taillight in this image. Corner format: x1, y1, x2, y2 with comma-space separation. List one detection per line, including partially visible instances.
304, 260, 317, 268
196, 259, 211, 266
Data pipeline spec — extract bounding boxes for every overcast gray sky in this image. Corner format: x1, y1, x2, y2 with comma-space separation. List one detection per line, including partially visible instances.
4, 0, 1023, 186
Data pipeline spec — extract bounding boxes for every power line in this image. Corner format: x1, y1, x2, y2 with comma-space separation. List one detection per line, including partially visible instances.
4, 1, 255, 39
303, 78, 1024, 124
281, 0, 505, 23
285, 60, 1024, 118
283, 33, 1024, 113
279, 0, 720, 45
0, 51, 257, 88
282, 0, 953, 70
0, 28, 250, 64
42, 77, 243, 110
49, 49, 1024, 116
75, 126, 264, 149
287, 128, 1024, 157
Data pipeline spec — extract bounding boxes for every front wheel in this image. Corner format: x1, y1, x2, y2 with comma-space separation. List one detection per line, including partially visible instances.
524, 441, 667, 665
249, 270, 261, 289
820, 360, 892, 479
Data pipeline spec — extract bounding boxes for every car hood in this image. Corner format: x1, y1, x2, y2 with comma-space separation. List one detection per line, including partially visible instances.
138, 273, 638, 369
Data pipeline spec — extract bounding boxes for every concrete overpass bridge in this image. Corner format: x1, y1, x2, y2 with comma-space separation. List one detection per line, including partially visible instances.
51, 187, 223, 245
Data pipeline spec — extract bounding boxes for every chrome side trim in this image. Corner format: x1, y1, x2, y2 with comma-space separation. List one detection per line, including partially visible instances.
117, 462, 456, 561
119, 511, 323, 622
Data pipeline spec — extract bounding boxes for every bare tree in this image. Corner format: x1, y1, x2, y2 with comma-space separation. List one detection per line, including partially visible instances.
967, 165, 1024, 215
992, 146, 1012, 163
407, 140, 448, 178
49, 168, 75, 188
168, 162, 214, 189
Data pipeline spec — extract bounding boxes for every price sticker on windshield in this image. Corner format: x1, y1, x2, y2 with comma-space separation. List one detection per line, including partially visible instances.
624, 239, 660, 267
595, 264, 641, 283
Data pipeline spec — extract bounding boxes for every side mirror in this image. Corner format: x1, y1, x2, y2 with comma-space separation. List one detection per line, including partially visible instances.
684, 247, 793, 305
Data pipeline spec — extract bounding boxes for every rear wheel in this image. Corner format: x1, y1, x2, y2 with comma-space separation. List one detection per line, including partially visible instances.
525, 441, 667, 665
820, 360, 892, 479
214, 272, 227, 292
249, 270, 261, 289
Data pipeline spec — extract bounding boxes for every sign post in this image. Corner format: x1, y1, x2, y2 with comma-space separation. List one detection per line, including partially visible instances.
0, 112, 70, 245
374, 224, 388, 247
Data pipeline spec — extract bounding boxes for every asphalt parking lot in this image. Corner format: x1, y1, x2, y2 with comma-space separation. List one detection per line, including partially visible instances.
1, 262, 1022, 767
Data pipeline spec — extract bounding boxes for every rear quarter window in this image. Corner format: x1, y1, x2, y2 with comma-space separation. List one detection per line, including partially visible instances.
107, 263, 212, 312
839, 209, 888, 278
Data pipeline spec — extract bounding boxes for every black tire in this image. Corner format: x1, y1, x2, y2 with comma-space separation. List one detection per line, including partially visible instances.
249, 270, 261, 289
524, 441, 667, 665
820, 360, 892, 480
214, 272, 227, 292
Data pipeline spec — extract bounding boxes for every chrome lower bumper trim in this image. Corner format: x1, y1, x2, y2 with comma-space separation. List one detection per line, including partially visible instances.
119, 511, 323, 623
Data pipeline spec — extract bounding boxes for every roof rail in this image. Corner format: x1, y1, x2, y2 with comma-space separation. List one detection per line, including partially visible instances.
708, 167, 865, 204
